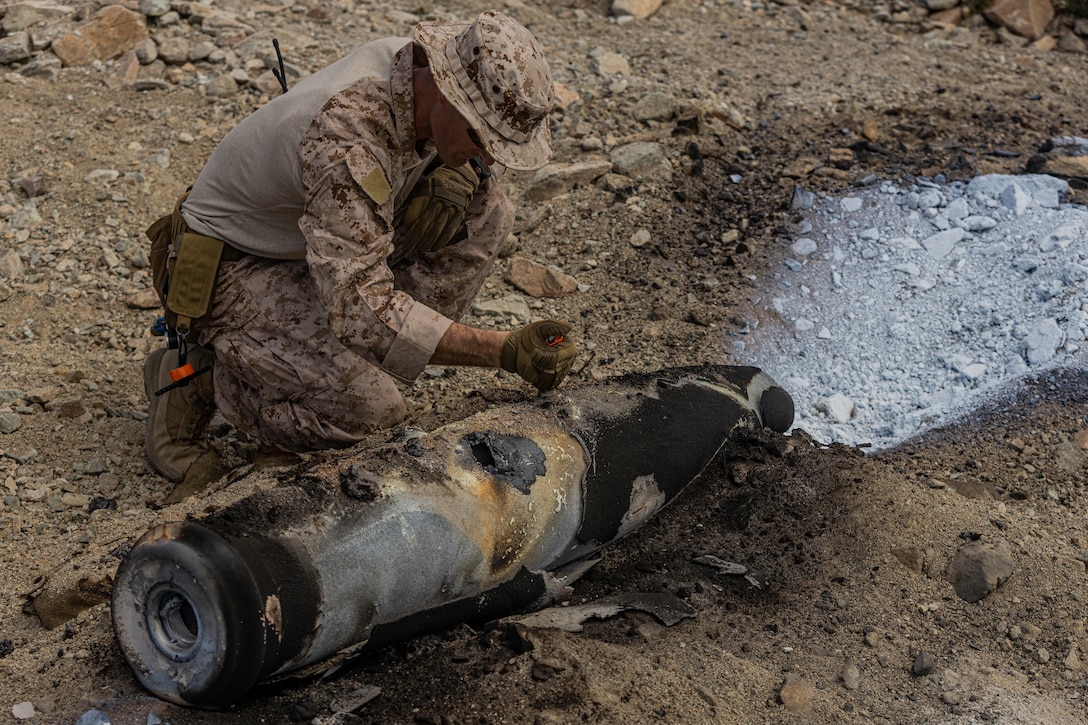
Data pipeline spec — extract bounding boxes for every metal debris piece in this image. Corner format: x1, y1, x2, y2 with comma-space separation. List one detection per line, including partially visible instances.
694, 554, 768, 589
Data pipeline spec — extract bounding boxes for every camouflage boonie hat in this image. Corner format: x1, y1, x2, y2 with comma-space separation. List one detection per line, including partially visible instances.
414, 11, 555, 171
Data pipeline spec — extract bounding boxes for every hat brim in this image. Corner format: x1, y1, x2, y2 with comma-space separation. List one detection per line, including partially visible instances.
414, 21, 552, 172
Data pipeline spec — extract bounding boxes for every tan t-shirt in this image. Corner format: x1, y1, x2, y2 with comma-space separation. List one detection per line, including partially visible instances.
183, 38, 454, 381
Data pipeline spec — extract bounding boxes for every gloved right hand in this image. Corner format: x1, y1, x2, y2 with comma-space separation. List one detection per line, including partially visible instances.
500, 320, 577, 393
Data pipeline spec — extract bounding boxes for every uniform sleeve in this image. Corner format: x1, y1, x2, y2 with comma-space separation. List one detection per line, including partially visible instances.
297, 85, 452, 383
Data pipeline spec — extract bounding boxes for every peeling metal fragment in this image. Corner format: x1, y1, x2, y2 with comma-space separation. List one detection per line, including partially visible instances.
694, 554, 768, 589
510, 592, 697, 632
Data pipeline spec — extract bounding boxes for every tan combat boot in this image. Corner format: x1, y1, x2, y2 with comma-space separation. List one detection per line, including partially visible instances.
143, 345, 217, 482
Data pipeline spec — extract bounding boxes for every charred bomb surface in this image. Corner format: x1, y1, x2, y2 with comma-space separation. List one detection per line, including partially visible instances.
110, 365, 793, 708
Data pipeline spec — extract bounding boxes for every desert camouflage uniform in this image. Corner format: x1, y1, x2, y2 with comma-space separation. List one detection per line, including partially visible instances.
179, 40, 513, 450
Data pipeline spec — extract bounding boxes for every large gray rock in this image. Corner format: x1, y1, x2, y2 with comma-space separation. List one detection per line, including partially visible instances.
610, 142, 672, 179
947, 539, 1015, 603
0, 249, 24, 280
0, 31, 32, 64
138, 0, 172, 17
1, 1, 75, 34
633, 91, 675, 123
471, 296, 530, 321
612, 0, 664, 20
525, 160, 612, 202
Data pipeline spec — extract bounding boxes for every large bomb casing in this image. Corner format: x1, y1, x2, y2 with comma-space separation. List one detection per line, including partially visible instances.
112, 365, 793, 708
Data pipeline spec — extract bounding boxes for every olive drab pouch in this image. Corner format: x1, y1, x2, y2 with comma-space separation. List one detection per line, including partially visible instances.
166, 232, 229, 335
147, 193, 239, 336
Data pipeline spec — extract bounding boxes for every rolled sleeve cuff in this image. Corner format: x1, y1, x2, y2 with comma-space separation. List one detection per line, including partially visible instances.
380, 303, 453, 383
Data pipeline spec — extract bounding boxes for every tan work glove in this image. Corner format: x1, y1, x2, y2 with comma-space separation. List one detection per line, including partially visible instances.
400, 164, 479, 254
500, 320, 577, 393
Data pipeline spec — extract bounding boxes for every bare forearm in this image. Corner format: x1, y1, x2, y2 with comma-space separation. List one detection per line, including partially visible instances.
430, 322, 506, 367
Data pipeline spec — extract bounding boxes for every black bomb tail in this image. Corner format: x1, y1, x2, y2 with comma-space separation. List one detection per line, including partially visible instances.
111, 365, 793, 708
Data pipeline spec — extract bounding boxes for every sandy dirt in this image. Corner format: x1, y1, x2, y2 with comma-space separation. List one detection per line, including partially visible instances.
1, 1, 1087, 723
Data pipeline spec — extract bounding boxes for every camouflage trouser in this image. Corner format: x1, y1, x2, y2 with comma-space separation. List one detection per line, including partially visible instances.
198, 187, 514, 451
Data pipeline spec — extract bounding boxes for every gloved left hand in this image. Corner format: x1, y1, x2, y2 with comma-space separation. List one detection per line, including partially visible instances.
400, 164, 479, 254
500, 320, 577, 393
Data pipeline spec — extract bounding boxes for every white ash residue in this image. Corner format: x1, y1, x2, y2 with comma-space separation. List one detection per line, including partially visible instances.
733, 173, 1088, 448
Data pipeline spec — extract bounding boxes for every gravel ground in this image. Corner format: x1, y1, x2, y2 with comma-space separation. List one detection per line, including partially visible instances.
1, 1, 1088, 724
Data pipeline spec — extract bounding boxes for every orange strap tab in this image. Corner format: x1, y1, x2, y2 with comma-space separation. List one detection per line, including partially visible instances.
169, 363, 196, 382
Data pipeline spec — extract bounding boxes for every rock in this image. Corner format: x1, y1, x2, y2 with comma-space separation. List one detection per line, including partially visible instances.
530, 658, 565, 682
600, 173, 635, 195
472, 296, 530, 321
592, 49, 629, 76
125, 287, 162, 309
1023, 318, 1064, 365
0, 32, 32, 64
80, 5, 149, 62
633, 91, 674, 123
947, 539, 1015, 603
816, 393, 854, 423
930, 7, 966, 25
1, 1, 75, 34
829, 147, 854, 170
1065, 647, 1082, 671
139, 0, 173, 17
925, 0, 960, 9
52, 398, 89, 420
552, 81, 581, 110
912, 651, 936, 675
74, 711, 111, 725
503, 258, 578, 298
1057, 30, 1083, 52
12, 702, 35, 720
525, 160, 612, 202
1027, 154, 1088, 184
26, 386, 56, 404
49, 33, 93, 67
205, 73, 239, 98
15, 175, 45, 198
777, 674, 814, 714
790, 238, 817, 257
1053, 437, 1088, 472
157, 36, 192, 64
610, 141, 671, 179
783, 157, 820, 179
791, 187, 816, 210
0, 249, 24, 280
629, 229, 651, 248
0, 413, 21, 434
983, 0, 1055, 41
612, 0, 664, 19
634, 621, 666, 640
891, 546, 924, 573
921, 227, 965, 258
841, 658, 860, 690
